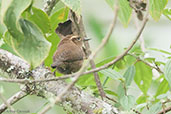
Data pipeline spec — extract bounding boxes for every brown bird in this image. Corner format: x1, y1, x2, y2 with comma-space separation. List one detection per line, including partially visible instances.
51, 35, 89, 74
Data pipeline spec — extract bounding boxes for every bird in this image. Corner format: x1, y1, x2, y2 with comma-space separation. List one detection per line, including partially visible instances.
51, 35, 90, 74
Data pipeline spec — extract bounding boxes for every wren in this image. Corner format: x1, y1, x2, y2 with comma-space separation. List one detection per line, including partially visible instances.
51, 35, 89, 74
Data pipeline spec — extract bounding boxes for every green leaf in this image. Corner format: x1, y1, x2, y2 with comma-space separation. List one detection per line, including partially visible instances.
1, 31, 17, 55
44, 33, 60, 67
117, 83, 125, 99
0, 0, 6, 39
123, 65, 135, 86
136, 103, 147, 109
115, 59, 126, 69
50, 1, 65, 15
156, 93, 168, 99
164, 60, 171, 87
0, 43, 17, 56
50, 8, 69, 31
120, 95, 136, 110
144, 57, 155, 63
146, 102, 162, 114
148, 48, 171, 55
60, 0, 80, 15
100, 68, 123, 80
3, 0, 51, 68
0, 24, 6, 39
155, 78, 169, 98
155, 61, 165, 66
118, 0, 132, 27
124, 55, 136, 66
23, 7, 51, 34
104, 89, 118, 97
149, 0, 168, 21
105, 0, 132, 27
105, 0, 114, 9
77, 74, 96, 86
163, 8, 171, 21
77, 73, 106, 87
136, 95, 147, 104
96, 56, 115, 67
44, 8, 69, 67
134, 61, 152, 94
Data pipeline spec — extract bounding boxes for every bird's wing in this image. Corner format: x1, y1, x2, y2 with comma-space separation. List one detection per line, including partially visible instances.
54, 43, 84, 63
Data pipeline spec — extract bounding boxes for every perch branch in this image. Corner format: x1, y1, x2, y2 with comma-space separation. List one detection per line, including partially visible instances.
0, 49, 119, 114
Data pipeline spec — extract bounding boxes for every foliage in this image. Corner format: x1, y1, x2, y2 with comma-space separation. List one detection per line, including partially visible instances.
0, 0, 171, 114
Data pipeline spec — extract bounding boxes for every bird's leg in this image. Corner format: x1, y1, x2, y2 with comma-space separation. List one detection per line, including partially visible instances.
53, 69, 57, 76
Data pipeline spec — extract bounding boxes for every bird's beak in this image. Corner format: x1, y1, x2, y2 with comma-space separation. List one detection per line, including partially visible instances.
83, 38, 91, 41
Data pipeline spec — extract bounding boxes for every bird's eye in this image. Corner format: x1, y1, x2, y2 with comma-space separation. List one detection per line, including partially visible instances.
76, 37, 81, 41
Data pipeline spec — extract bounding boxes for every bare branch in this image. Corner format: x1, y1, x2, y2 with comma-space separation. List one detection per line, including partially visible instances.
90, 60, 106, 99
0, 49, 119, 114
0, 92, 17, 114
0, 91, 28, 113
158, 106, 171, 114
128, 53, 163, 73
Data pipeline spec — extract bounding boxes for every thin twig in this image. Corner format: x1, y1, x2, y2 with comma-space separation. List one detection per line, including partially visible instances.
0, 92, 17, 114
0, 91, 28, 113
91, 60, 106, 99
105, 96, 117, 103
128, 53, 163, 73
133, 109, 142, 114
38, 4, 119, 114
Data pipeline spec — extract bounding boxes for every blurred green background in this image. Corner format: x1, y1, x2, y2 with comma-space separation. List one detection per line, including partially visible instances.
1, 0, 171, 114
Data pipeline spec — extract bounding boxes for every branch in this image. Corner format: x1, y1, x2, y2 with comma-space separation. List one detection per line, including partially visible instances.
0, 91, 28, 113
0, 49, 119, 114
0, 92, 16, 114
158, 106, 171, 114
128, 53, 163, 73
